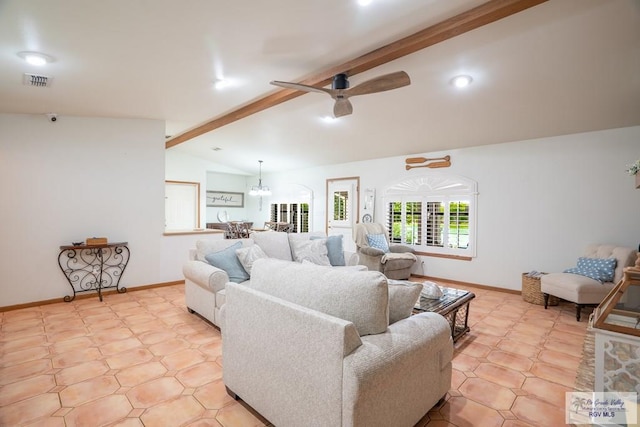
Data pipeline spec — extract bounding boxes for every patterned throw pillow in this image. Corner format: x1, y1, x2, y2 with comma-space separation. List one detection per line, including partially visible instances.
235, 244, 268, 275
290, 239, 331, 266
366, 233, 389, 253
577, 257, 617, 282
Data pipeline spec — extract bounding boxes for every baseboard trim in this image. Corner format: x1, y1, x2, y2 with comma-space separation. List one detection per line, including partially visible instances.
412, 274, 521, 295
0, 280, 185, 312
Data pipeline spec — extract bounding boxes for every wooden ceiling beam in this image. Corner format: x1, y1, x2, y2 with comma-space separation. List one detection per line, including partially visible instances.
166, 0, 548, 149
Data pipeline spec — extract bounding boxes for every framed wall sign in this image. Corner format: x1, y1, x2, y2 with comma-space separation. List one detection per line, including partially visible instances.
206, 191, 244, 208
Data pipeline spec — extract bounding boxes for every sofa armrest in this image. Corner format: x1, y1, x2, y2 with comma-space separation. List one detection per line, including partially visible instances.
389, 244, 415, 254
342, 312, 453, 427
344, 250, 359, 266
182, 260, 229, 294
223, 282, 362, 427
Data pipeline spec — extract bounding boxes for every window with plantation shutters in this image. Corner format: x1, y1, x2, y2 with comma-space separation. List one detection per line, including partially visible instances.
387, 201, 422, 244
268, 202, 310, 233
268, 183, 312, 233
425, 201, 443, 247
383, 174, 477, 257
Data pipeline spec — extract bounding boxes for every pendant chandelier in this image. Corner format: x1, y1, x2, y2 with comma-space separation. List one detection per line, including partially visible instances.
249, 160, 271, 196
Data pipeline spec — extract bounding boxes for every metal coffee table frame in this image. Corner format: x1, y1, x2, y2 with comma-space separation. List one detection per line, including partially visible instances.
413, 286, 475, 342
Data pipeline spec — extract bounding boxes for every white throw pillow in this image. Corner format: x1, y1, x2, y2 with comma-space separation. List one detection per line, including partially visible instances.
290, 239, 331, 266
388, 281, 422, 324
235, 244, 269, 275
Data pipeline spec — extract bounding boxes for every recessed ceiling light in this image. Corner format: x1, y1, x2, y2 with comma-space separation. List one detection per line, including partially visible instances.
358, 0, 372, 6
451, 75, 473, 88
213, 78, 232, 90
17, 51, 53, 66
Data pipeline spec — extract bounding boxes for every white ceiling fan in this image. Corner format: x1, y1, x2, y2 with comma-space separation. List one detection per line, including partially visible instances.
270, 71, 411, 117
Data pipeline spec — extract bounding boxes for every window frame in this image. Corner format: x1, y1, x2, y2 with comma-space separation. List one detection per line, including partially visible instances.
383, 174, 477, 258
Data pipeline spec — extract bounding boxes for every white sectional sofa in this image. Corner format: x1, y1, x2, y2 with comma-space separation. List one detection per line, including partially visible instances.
222, 258, 453, 427
183, 231, 359, 327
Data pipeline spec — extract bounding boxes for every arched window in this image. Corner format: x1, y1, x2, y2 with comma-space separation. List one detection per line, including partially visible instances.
383, 174, 478, 258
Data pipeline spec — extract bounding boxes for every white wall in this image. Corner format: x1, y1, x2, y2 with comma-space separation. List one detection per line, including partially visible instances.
261, 126, 640, 291
0, 114, 185, 306
206, 172, 251, 223
4, 116, 632, 307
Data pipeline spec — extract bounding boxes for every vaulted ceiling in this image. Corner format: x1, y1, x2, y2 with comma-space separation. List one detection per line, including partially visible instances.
1, 0, 639, 174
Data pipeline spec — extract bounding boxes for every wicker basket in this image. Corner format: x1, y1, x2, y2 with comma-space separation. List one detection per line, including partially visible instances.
522, 273, 558, 306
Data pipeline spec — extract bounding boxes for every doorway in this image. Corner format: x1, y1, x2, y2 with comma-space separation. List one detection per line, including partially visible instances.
326, 177, 359, 252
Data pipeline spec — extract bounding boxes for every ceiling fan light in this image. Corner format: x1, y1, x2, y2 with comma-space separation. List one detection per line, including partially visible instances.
451, 75, 473, 88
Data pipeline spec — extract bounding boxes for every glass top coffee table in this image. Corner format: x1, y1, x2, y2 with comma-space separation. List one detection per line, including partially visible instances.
413, 286, 475, 342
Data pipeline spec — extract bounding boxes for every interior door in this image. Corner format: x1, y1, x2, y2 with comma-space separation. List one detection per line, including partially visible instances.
326, 177, 359, 252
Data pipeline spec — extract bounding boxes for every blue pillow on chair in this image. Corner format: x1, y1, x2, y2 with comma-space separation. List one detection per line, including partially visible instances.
204, 241, 250, 283
366, 233, 390, 253
576, 257, 617, 282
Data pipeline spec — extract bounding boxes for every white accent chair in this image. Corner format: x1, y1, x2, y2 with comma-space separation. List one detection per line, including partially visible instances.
541, 244, 637, 321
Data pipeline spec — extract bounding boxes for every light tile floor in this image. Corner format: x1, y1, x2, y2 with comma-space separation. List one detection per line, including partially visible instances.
0, 282, 588, 426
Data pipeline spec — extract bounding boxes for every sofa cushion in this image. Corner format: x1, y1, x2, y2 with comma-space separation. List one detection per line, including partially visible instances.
564, 267, 606, 283
388, 281, 422, 324
541, 272, 616, 304
236, 244, 269, 275
204, 241, 250, 283
311, 235, 346, 266
366, 234, 389, 253
252, 232, 293, 261
290, 238, 331, 266
250, 259, 389, 336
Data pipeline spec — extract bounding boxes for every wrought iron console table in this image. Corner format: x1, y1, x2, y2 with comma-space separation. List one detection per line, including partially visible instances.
57, 242, 130, 302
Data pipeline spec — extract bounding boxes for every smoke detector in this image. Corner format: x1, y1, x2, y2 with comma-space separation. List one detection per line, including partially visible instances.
23, 73, 52, 87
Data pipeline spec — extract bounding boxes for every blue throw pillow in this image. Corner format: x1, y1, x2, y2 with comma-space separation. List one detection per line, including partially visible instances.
311, 235, 345, 266
576, 257, 617, 282
204, 241, 249, 283
366, 233, 389, 253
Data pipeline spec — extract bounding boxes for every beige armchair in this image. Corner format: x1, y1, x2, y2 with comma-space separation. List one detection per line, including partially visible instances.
541, 244, 637, 321
353, 223, 417, 280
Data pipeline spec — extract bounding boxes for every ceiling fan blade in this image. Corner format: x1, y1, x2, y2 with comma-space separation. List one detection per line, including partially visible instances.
334, 98, 353, 118
346, 71, 411, 97
270, 80, 332, 95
